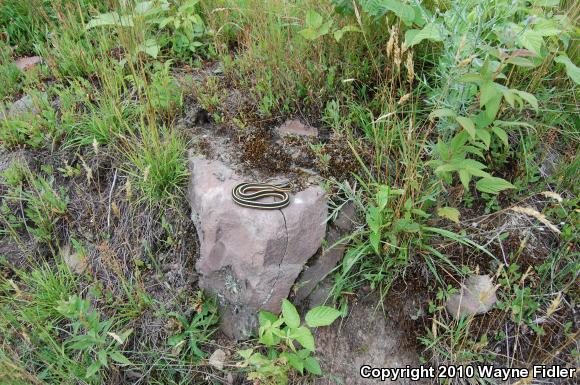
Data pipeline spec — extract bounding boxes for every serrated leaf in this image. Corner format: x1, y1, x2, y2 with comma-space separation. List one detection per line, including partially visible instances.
282, 299, 301, 329
456, 116, 476, 139
138, 39, 159, 58
480, 82, 500, 108
291, 326, 315, 351
517, 30, 544, 56
282, 352, 304, 374
305, 306, 341, 327
475, 177, 515, 194
476, 128, 491, 149
512, 90, 538, 110
491, 126, 509, 147
437, 207, 460, 224
458, 169, 471, 189
555, 55, 580, 85
304, 356, 322, 375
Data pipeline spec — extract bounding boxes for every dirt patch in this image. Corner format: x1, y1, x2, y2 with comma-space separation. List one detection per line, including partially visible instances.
312, 290, 426, 385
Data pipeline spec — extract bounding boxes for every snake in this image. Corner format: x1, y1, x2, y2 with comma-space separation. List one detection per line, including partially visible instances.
232, 182, 291, 209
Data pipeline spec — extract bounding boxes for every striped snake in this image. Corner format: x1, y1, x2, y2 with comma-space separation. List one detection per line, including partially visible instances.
232, 182, 291, 209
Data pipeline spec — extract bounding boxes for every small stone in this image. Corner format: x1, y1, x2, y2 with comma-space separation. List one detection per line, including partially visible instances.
14, 56, 42, 71
62, 244, 88, 275
7, 95, 40, 118
209, 348, 226, 370
445, 275, 497, 318
276, 119, 318, 138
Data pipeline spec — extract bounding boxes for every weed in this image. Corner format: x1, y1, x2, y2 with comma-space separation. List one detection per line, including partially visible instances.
238, 299, 341, 384
122, 124, 189, 206
56, 295, 133, 379
167, 291, 219, 360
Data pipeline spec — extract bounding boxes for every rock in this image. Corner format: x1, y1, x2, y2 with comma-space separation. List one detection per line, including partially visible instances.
276, 119, 317, 138
294, 202, 356, 304
445, 275, 497, 318
6, 95, 40, 118
188, 156, 327, 339
14, 56, 42, 71
62, 245, 89, 275
209, 348, 226, 370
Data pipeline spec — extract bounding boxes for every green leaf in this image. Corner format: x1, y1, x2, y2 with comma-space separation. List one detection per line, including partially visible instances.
333, 25, 361, 42
506, 56, 536, 67
260, 328, 276, 346
475, 177, 515, 194
258, 310, 278, 326
97, 350, 109, 368
404, 23, 444, 47
456, 116, 475, 139
281, 299, 301, 329
429, 108, 456, 120
85, 361, 101, 378
458, 169, 471, 189
459, 73, 483, 84
109, 351, 132, 365
517, 30, 544, 56
491, 126, 509, 147
305, 10, 323, 29
299, 28, 319, 40
476, 128, 491, 149
291, 326, 315, 351
304, 356, 322, 375
86, 12, 133, 29
305, 306, 341, 327
282, 352, 304, 374
512, 90, 538, 110
480, 82, 500, 108
533, 17, 561, 36
376, 0, 416, 26
437, 207, 460, 224
238, 348, 254, 359
138, 39, 160, 58
555, 55, 580, 85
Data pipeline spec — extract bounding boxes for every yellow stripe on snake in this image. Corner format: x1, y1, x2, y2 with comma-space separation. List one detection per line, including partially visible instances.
232, 182, 291, 209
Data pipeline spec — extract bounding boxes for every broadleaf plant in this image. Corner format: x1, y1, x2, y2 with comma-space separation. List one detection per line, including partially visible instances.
238, 299, 341, 384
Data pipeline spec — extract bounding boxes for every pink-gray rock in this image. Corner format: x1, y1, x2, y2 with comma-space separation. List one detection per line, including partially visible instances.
445, 275, 498, 318
276, 119, 318, 138
188, 156, 327, 339
14, 56, 42, 71
294, 202, 356, 304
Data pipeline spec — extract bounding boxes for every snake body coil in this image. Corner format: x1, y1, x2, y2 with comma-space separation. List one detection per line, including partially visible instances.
232, 182, 291, 209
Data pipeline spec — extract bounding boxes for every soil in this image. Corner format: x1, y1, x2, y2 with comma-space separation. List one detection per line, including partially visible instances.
312, 290, 427, 385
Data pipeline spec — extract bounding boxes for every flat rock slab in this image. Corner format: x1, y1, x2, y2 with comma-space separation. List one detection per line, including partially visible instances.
188, 156, 327, 339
